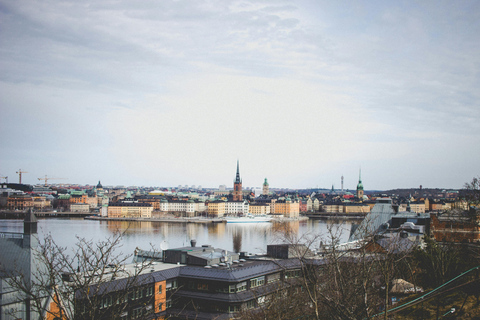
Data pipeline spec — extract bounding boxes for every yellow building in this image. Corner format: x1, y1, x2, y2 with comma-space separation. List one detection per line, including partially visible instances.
343, 203, 371, 214
108, 203, 153, 218
7, 194, 34, 210
249, 203, 271, 215
207, 201, 226, 218
33, 196, 51, 210
271, 198, 299, 218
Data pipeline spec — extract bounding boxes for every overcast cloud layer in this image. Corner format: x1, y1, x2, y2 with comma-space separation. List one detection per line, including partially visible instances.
1, 0, 479, 190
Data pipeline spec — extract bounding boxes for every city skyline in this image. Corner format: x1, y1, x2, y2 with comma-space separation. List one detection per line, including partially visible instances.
1, 1, 479, 190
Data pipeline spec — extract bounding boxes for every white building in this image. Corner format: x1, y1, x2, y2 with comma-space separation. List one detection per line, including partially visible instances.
225, 200, 249, 216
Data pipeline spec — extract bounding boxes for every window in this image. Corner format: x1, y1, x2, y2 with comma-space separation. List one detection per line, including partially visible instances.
131, 307, 143, 319
167, 280, 177, 291
158, 302, 163, 311
229, 284, 236, 293
285, 269, 301, 279
197, 283, 208, 291
228, 305, 240, 313
245, 300, 256, 309
250, 276, 265, 288
236, 282, 247, 292
267, 273, 280, 283
146, 287, 153, 297
166, 300, 172, 308
158, 284, 163, 294
100, 295, 112, 309
131, 289, 143, 300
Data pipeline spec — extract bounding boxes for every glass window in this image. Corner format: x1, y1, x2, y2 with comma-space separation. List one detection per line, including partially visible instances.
146, 287, 153, 297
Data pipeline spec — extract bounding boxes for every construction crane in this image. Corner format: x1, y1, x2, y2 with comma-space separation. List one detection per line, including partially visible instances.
0, 176, 7, 183
16, 169, 28, 184
38, 175, 67, 186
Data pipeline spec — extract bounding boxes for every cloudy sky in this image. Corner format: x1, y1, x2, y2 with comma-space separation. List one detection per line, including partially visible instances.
1, 0, 479, 190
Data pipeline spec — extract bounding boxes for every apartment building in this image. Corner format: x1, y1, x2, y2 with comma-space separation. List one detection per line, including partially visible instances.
73, 243, 307, 320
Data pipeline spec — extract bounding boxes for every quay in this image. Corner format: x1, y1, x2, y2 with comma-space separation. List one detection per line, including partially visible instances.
305, 213, 366, 220
85, 216, 226, 224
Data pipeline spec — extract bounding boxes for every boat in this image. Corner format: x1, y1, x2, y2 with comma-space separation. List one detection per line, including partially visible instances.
224, 214, 273, 223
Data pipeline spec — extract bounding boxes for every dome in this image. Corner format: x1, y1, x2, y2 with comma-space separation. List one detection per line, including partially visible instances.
357, 181, 364, 190
96, 180, 103, 188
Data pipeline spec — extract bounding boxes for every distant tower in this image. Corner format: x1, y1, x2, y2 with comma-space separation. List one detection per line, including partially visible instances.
263, 178, 269, 195
341, 175, 344, 193
96, 180, 104, 196
356, 169, 364, 201
233, 160, 243, 201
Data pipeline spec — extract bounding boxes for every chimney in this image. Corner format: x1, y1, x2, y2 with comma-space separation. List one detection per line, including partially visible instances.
190, 239, 197, 247
24, 209, 37, 235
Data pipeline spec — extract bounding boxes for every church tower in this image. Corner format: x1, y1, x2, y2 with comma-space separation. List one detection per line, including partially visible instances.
356, 169, 364, 201
262, 178, 269, 195
233, 160, 243, 201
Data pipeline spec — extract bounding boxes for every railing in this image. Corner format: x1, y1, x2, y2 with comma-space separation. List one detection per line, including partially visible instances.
0, 232, 24, 239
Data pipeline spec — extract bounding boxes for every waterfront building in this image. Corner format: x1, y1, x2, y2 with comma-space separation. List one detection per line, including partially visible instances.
70, 203, 90, 213
343, 202, 371, 214
233, 160, 242, 201
271, 197, 300, 218
33, 195, 51, 210
107, 192, 153, 218
225, 200, 249, 216
6, 194, 34, 210
207, 200, 226, 217
249, 203, 270, 215
56, 194, 71, 211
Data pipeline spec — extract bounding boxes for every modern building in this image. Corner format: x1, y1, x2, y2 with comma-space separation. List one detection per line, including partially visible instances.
0, 211, 58, 320
72, 241, 310, 320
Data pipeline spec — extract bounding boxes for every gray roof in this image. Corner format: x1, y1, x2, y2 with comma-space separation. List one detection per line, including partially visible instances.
349, 198, 396, 241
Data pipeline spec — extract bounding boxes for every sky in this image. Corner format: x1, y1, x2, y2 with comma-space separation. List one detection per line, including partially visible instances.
1, 0, 479, 190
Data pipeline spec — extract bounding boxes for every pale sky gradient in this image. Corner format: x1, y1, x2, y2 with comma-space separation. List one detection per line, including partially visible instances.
1, 0, 479, 190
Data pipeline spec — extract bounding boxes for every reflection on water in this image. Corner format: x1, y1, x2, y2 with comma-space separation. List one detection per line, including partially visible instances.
0, 218, 353, 258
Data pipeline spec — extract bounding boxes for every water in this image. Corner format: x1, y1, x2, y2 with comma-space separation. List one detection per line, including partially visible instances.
0, 218, 353, 258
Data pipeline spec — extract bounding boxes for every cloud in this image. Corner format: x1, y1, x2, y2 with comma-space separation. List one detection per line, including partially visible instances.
1, 0, 479, 188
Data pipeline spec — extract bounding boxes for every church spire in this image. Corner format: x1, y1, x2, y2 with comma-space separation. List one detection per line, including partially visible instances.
235, 159, 242, 183
233, 160, 243, 201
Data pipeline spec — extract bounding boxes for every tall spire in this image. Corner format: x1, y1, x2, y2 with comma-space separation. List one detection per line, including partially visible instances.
235, 159, 242, 183
233, 160, 243, 201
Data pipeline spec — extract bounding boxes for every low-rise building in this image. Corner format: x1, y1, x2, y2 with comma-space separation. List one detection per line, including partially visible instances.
225, 200, 249, 216
430, 210, 480, 243
7, 194, 34, 210
207, 200, 226, 218
249, 203, 271, 215
72, 242, 308, 320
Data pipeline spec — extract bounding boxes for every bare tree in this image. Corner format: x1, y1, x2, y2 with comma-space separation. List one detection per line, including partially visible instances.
3, 231, 160, 320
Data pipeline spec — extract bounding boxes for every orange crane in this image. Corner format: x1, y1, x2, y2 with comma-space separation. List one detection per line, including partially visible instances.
16, 169, 28, 184
38, 175, 67, 187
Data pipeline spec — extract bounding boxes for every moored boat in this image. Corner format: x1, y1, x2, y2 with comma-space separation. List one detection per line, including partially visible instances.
224, 214, 272, 223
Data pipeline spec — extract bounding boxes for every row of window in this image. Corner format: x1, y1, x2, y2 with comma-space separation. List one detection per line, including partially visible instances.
187, 271, 297, 294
